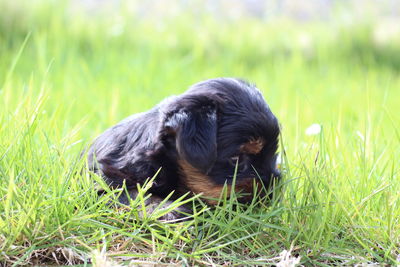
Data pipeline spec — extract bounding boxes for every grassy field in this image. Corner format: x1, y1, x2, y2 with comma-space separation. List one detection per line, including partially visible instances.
1, 1, 400, 266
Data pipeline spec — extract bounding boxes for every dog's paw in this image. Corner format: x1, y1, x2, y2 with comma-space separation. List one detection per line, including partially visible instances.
145, 197, 192, 221
118, 189, 191, 221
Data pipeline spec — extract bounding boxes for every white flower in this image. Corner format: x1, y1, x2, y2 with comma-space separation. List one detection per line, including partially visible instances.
305, 123, 322, 135
276, 153, 282, 169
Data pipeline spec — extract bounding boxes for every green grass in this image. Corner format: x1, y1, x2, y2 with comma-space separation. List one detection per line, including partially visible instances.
1, 1, 400, 266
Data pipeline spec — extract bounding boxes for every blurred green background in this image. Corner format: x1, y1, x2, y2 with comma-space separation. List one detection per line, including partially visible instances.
1, 1, 400, 145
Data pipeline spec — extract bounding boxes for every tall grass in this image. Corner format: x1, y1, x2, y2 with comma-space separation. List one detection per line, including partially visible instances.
0, 1, 399, 265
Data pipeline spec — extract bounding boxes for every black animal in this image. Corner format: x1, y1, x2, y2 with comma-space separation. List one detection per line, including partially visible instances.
87, 78, 280, 219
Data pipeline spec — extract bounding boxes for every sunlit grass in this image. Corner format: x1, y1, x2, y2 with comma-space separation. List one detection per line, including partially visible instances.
0, 1, 399, 265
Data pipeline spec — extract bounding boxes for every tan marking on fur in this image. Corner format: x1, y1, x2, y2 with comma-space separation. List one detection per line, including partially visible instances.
178, 160, 228, 204
235, 178, 263, 202
178, 160, 260, 205
240, 138, 265, 154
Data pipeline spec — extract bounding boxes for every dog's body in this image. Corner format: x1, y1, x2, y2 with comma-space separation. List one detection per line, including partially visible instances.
88, 78, 280, 217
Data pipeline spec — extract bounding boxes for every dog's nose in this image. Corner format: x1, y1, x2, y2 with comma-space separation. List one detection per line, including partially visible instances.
258, 169, 280, 185
272, 169, 281, 179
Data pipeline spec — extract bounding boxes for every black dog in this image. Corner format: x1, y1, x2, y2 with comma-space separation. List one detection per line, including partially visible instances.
87, 78, 280, 218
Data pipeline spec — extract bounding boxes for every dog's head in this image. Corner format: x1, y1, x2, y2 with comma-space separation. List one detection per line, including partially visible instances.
159, 78, 280, 204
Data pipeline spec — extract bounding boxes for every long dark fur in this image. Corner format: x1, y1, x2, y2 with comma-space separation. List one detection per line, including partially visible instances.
88, 78, 280, 218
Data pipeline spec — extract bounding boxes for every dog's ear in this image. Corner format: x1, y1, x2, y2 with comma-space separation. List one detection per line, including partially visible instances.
163, 95, 218, 173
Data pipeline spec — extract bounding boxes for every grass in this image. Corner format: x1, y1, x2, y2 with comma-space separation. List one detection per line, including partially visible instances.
1, 1, 400, 265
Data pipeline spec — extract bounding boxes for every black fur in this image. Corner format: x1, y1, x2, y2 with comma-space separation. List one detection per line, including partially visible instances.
88, 78, 280, 215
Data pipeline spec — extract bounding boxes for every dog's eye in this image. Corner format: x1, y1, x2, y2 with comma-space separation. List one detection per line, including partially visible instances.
229, 156, 240, 166
229, 155, 250, 171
